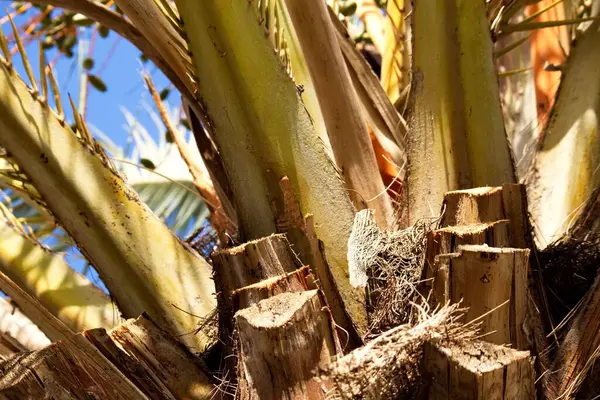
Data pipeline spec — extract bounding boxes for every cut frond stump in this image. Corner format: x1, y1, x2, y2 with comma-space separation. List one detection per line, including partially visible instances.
235, 290, 340, 400
432, 245, 530, 349
0, 338, 147, 400
231, 265, 316, 311
424, 340, 535, 399
84, 328, 175, 400
441, 184, 530, 249
92, 314, 214, 400
422, 221, 511, 299
0, 312, 216, 399
429, 221, 511, 253
212, 235, 300, 293
326, 304, 477, 399
0, 270, 147, 398
212, 234, 301, 370
434, 185, 552, 375
212, 234, 300, 308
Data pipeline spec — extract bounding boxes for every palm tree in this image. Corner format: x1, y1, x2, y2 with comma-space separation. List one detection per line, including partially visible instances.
0, 0, 598, 398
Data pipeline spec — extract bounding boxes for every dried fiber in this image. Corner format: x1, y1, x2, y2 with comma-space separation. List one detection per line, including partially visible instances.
347, 210, 435, 333
324, 303, 477, 400
539, 237, 600, 325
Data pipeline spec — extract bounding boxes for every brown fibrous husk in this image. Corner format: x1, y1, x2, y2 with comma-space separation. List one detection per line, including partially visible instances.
539, 237, 600, 327
347, 210, 436, 334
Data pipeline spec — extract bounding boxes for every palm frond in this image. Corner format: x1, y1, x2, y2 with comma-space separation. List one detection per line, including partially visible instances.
0, 27, 216, 351
92, 102, 209, 236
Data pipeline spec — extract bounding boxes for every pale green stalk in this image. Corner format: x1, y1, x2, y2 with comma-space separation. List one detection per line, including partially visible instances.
408, 0, 516, 223
174, 0, 368, 332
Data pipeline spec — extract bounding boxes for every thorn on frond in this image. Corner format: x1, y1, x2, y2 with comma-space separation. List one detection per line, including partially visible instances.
47, 66, 65, 124
38, 41, 48, 103
150, 0, 188, 48
7, 12, 38, 97
68, 94, 93, 146
251, 0, 294, 80
0, 25, 12, 67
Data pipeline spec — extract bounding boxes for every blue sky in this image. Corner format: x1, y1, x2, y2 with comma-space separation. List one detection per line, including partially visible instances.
6, 12, 173, 148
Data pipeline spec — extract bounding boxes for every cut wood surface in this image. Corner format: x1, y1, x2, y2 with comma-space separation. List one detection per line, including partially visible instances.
231, 266, 315, 311
441, 184, 530, 249
212, 234, 300, 321
85, 328, 177, 400
235, 290, 339, 400
442, 187, 505, 227
0, 270, 148, 399
433, 245, 530, 349
0, 312, 216, 400
212, 234, 301, 372
435, 185, 551, 375
0, 333, 23, 362
0, 339, 148, 400
423, 221, 510, 287
212, 234, 300, 291
109, 314, 214, 400
424, 339, 535, 399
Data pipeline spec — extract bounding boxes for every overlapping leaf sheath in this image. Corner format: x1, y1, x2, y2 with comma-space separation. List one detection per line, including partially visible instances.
408, 0, 516, 224
174, 0, 368, 331
528, 17, 600, 246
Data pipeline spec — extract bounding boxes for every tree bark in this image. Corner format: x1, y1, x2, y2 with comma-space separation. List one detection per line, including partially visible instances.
235, 290, 339, 400
424, 339, 535, 399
